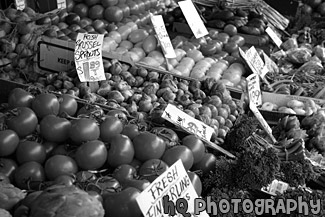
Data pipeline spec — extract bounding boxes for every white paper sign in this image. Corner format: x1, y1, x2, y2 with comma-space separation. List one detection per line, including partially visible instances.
162, 104, 214, 141
57, 0, 67, 9
178, 0, 208, 39
269, 180, 289, 195
15, 0, 26, 10
246, 74, 262, 107
74, 33, 105, 82
249, 103, 276, 144
266, 27, 283, 48
245, 46, 268, 77
136, 160, 209, 217
150, 15, 176, 59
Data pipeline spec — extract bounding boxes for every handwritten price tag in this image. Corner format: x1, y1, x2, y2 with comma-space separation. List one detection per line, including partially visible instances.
150, 14, 176, 59
162, 104, 214, 141
178, 0, 208, 39
57, 0, 67, 9
74, 33, 105, 82
136, 160, 209, 217
245, 46, 268, 77
15, 0, 26, 10
266, 27, 283, 48
246, 74, 262, 107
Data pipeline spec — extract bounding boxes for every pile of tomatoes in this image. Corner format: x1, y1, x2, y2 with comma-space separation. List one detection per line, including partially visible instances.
0, 86, 217, 216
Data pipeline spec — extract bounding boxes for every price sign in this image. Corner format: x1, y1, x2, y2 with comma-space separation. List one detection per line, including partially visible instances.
15, 0, 26, 10
249, 103, 276, 144
150, 14, 176, 59
245, 46, 268, 77
136, 159, 209, 217
57, 0, 67, 9
269, 180, 289, 195
246, 73, 262, 107
162, 104, 214, 141
263, 51, 278, 74
74, 33, 105, 82
178, 0, 208, 39
266, 27, 283, 48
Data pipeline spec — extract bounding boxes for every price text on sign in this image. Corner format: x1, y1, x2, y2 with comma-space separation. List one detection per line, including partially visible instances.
266, 27, 283, 48
245, 46, 267, 77
249, 103, 276, 144
136, 159, 209, 217
74, 33, 105, 82
15, 0, 26, 10
162, 104, 214, 141
150, 15, 176, 59
178, 0, 208, 39
246, 73, 262, 107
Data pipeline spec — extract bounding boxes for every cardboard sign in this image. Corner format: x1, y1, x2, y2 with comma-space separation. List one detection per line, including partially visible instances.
136, 160, 209, 217
178, 0, 208, 39
266, 27, 283, 48
150, 14, 176, 59
246, 74, 262, 107
250, 103, 276, 144
74, 33, 105, 82
162, 104, 214, 141
15, 0, 26, 10
269, 180, 289, 195
57, 0, 67, 9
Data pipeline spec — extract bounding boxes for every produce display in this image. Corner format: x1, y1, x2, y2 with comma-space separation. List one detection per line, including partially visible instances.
3, 0, 325, 216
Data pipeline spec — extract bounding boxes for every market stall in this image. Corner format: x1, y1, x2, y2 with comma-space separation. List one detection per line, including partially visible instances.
1, 0, 325, 216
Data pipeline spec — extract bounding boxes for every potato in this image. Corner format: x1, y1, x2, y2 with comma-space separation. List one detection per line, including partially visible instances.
293, 108, 306, 115
278, 107, 296, 114
287, 99, 304, 109
261, 102, 277, 111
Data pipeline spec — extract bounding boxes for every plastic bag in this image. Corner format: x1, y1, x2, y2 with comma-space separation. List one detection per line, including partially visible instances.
286, 47, 312, 64
281, 34, 298, 51
296, 59, 323, 74
313, 43, 325, 62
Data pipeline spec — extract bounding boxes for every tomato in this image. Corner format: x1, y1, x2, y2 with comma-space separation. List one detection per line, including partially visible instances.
53, 174, 75, 186
16, 141, 46, 165
104, 6, 124, 23
88, 4, 105, 20
6, 107, 38, 138
191, 152, 216, 175
162, 145, 194, 171
103, 187, 142, 217
107, 134, 134, 168
58, 94, 78, 117
77, 105, 104, 117
0, 130, 19, 157
121, 124, 139, 140
187, 171, 202, 196
208, 29, 219, 40
112, 164, 137, 181
151, 127, 179, 148
182, 135, 205, 164
0, 158, 17, 182
200, 39, 223, 56
44, 155, 78, 180
31, 93, 60, 119
132, 132, 166, 162
75, 140, 107, 170
229, 35, 245, 47
73, 3, 89, 18
93, 176, 121, 194
40, 115, 71, 143
139, 159, 169, 182
107, 109, 128, 121
69, 118, 100, 144
100, 116, 124, 142
8, 88, 34, 109
14, 161, 45, 189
